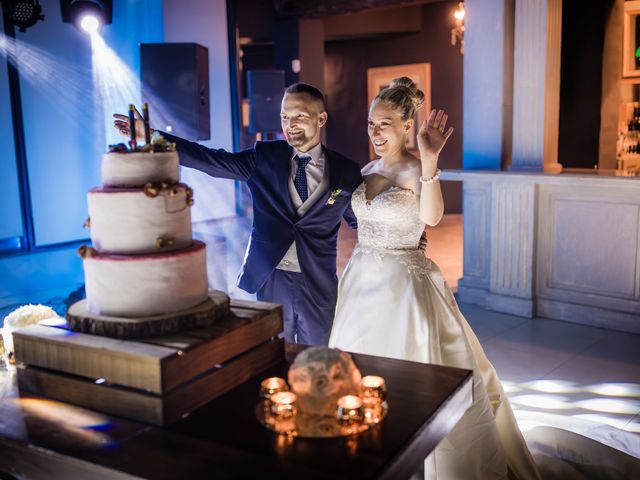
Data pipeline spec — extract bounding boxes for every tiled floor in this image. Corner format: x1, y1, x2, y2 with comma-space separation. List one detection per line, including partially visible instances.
459, 302, 640, 436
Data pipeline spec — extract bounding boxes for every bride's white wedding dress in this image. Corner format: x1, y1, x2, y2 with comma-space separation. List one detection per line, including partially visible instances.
328, 161, 540, 480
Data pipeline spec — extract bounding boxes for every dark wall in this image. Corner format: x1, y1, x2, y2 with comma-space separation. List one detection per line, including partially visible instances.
324, 1, 463, 213
558, 0, 612, 168
236, 0, 276, 42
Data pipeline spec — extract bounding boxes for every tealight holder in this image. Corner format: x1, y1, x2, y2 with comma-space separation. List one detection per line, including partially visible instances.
269, 391, 298, 434
360, 375, 387, 424
260, 377, 289, 400
269, 391, 298, 419
336, 395, 365, 432
360, 375, 387, 403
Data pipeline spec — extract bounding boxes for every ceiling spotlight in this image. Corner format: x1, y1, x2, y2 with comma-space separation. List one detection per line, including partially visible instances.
80, 14, 99, 33
60, 0, 112, 33
5, 0, 45, 32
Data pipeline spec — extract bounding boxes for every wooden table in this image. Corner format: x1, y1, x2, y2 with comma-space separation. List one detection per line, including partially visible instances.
0, 347, 472, 480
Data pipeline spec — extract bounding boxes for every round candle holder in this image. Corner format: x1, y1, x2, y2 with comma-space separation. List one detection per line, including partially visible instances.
360, 375, 388, 424
268, 391, 298, 418
336, 395, 366, 434
260, 377, 289, 400
264, 391, 298, 435
360, 375, 387, 403
336, 395, 365, 424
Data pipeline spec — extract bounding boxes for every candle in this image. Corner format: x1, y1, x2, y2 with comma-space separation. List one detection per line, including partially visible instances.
260, 377, 288, 400
128, 104, 137, 150
360, 375, 387, 404
142, 102, 151, 145
336, 395, 364, 426
360, 375, 387, 424
269, 391, 298, 419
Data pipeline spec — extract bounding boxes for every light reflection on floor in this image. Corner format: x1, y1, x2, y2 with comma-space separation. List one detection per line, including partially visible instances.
499, 380, 640, 467
507, 381, 640, 427
7, 397, 115, 449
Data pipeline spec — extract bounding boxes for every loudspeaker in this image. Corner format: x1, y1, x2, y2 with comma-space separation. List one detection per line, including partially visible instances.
141, 43, 210, 141
247, 70, 284, 134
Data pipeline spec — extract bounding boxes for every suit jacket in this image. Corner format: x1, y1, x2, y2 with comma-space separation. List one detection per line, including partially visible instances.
163, 135, 362, 309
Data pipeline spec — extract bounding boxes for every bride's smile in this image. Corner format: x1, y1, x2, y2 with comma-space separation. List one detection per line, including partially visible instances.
368, 101, 413, 159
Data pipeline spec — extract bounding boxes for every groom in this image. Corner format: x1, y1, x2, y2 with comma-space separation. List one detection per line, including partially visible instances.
114, 83, 362, 346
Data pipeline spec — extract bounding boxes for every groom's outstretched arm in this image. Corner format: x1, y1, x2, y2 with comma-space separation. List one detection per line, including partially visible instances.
113, 108, 255, 181
162, 132, 256, 182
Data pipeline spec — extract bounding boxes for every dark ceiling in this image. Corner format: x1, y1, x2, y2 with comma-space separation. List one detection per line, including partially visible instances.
273, 0, 445, 18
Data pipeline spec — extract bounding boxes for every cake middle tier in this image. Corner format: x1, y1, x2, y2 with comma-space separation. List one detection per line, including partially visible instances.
83, 240, 209, 317
88, 184, 193, 254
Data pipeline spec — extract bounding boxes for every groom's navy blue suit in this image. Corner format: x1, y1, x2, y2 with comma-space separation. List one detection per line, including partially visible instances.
164, 134, 362, 345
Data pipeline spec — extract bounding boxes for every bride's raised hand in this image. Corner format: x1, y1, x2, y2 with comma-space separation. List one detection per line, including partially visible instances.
417, 109, 454, 163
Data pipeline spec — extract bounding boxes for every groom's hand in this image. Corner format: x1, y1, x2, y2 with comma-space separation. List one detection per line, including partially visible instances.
418, 231, 428, 252
113, 106, 147, 143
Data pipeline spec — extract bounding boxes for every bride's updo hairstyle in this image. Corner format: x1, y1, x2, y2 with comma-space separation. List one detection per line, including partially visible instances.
373, 76, 425, 121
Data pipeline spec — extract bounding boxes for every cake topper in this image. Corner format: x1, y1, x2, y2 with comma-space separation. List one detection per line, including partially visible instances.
108, 104, 176, 153
128, 104, 137, 150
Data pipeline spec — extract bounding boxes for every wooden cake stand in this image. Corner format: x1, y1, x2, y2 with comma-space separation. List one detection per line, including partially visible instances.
66, 290, 230, 338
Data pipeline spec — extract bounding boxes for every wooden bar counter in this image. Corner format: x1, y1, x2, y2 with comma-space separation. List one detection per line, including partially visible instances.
0, 346, 472, 480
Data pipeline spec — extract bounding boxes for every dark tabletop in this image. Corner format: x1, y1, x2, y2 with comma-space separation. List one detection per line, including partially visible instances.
0, 347, 472, 480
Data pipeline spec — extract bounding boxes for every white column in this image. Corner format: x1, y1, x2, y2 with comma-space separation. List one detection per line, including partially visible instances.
462, 0, 514, 170
487, 181, 537, 317
510, 0, 563, 172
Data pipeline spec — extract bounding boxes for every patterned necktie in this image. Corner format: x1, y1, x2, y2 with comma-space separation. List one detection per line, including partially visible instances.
294, 154, 312, 202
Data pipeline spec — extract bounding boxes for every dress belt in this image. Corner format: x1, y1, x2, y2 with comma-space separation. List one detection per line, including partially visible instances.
356, 243, 420, 252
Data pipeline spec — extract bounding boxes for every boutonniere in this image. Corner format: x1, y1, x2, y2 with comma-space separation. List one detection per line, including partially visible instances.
325, 188, 343, 205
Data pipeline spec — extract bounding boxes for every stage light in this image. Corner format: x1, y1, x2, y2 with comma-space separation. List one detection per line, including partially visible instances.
80, 14, 99, 33
4, 0, 45, 32
60, 0, 112, 33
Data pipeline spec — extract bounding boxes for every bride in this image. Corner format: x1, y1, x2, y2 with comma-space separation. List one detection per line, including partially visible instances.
328, 77, 541, 479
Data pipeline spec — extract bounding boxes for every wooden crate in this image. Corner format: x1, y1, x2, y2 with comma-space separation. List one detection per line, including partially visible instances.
13, 299, 284, 426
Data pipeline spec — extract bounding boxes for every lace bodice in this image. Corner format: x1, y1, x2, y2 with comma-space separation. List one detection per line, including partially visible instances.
352, 182, 425, 250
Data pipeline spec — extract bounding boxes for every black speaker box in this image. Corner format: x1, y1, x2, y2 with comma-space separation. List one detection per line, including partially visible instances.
141, 43, 210, 141
248, 70, 284, 134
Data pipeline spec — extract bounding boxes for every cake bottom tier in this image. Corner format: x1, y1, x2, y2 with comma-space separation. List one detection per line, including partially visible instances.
84, 240, 208, 317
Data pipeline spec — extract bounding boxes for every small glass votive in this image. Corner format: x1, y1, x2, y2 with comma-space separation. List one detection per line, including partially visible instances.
336, 395, 365, 427
260, 377, 288, 400
269, 391, 298, 434
360, 375, 387, 404
360, 375, 387, 424
269, 391, 298, 419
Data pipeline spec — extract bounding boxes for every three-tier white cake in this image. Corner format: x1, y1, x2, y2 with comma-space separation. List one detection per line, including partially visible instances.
80, 147, 209, 318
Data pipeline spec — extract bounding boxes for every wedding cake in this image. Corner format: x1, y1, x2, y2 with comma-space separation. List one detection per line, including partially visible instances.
79, 134, 209, 318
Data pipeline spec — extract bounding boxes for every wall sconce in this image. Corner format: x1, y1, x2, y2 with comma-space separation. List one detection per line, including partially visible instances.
451, 2, 465, 55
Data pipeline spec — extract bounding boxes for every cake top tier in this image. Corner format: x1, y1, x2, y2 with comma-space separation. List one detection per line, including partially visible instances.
102, 150, 179, 188
102, 131, 179, 188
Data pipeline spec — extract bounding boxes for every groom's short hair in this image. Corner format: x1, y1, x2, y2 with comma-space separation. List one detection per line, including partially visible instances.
285, 83, 326, 111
